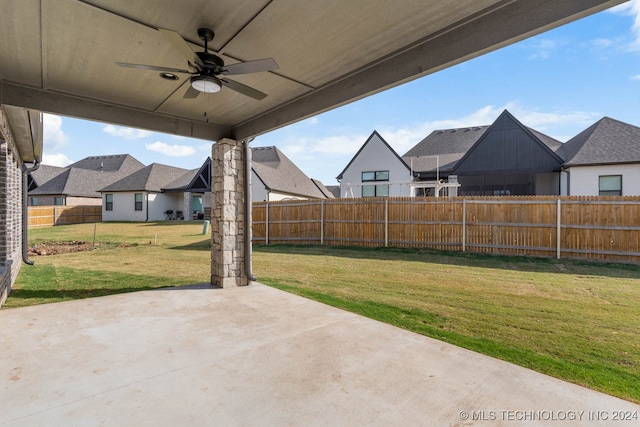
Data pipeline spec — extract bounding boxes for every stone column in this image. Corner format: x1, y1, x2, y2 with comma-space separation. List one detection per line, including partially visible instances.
211, 138, 248, 288
183, 192, 192, 221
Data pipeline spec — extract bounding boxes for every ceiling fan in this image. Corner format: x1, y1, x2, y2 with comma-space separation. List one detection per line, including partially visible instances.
116, 27, 278, 100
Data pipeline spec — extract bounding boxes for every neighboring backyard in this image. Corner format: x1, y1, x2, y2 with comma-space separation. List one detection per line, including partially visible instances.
8, 222, 640, 403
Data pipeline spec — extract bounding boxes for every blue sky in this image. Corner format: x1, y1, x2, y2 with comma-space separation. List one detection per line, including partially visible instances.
44, 1, 640, 186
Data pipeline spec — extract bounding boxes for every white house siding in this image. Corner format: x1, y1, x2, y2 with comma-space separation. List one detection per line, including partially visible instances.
566, 164, 640, 196
251, 170, 269, 201
339, 134, 410, 198
103, 192, 146, 221
103, 192, 182, 221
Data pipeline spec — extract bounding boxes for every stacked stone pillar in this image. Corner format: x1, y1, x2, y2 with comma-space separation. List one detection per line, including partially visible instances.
211, 138, 249, 288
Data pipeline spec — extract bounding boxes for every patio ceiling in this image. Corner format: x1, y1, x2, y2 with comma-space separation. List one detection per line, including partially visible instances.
0, 0, 627, 162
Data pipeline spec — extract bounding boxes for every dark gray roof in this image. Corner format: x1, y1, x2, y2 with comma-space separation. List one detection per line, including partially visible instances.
402, 111, 564, 173
163, 169, 199, 192
325, 185, 341, 198
252, 146, 327, 198
29, 164, 66, 186
402, 126, 489, 173
69, 154, 144, 172
30, 168, 122, 198
100, 163, 190, 192
404, 126, 489, 157
528, 128, 563, 153
560, 117, 640, 166
311, 179, 335, 198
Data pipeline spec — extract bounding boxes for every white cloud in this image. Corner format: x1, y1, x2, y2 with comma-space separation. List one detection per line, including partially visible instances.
611, 0, 640, 51
42, 153, 73, 167
103, 124, 153, 140
43, 114, 68, 148
528, 39, 559, 60
145, 141, 196, 157
632, 74, 640, 80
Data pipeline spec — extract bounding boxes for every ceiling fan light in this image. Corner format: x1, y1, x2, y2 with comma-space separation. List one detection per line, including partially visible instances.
191, 76, 221, 93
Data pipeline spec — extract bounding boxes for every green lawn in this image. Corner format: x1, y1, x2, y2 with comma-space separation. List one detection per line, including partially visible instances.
9, 222, 640, 403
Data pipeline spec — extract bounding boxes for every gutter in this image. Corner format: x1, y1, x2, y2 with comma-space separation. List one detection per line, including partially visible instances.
244, 140, 257, 282
22, 161, 40, 265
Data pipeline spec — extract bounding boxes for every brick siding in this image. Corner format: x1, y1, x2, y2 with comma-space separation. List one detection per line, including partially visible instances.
0, 140, 24, 307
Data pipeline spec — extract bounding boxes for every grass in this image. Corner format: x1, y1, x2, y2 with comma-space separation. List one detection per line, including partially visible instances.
9, 223, 640, 403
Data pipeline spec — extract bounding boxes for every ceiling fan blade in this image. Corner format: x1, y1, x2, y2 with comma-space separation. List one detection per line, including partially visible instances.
220, 78, 268, 100
158, 28, 204, 69
183, 85, 201, 99
116, 62, 192, 74
220, 58, 279, 75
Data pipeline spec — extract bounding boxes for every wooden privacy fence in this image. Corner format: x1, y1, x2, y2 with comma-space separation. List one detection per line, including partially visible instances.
252, 196, 640, 263
28, 205, 102, 229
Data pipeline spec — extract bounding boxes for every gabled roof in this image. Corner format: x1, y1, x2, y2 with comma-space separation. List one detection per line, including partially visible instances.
252, 146, 327, 199
402, 126, 489, 173
325, 185, 342, 198
30, 168, 123, 198
311, 179, 335, 198
69, 154, 144, 173
163, 157, 212, 193
560, 117, 640, 166
454, 110, 564, 173
336, 131, 409, 180
28, 164, 66, 191
100, 163, 190, 193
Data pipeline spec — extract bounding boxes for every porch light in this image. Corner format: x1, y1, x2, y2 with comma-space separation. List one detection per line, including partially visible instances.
190, 76, 221, 93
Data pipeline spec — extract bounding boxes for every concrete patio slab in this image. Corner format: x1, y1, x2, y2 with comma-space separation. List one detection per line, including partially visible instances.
2, 283, 638, 426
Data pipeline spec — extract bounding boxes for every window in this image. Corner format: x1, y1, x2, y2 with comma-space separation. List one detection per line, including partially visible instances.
361, 170, 389, 197
54, 196, 63, 206
31, 197, 38, 206
134, 193, 143, 211
105, 194, 113, 211
599, 175, 622, 196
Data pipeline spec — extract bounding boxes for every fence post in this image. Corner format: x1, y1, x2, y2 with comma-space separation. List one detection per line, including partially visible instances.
557, 198, 561, 260
320, 200, 324, 245
384, 199, 389, 247
462, 199, 466, 252
265, 202, 270, 245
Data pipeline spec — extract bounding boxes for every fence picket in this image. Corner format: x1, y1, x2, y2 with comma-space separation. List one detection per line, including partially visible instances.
252, 196, 640, 263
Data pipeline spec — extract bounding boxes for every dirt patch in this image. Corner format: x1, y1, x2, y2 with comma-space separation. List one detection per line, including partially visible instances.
29, 241, 97, 256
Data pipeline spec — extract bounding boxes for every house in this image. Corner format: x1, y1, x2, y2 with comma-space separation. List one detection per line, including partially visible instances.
251, 146, 329, 201
338, 110, 621, 198
99, 148, 331, 222
28, 154, 145, 205
162, 157, 212, 220
407, 110, 564, 196
559, 117, 640, 196
100, 163, 192, 221
336, 131, 411, 198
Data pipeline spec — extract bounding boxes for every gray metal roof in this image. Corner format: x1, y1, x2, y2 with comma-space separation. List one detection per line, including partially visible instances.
560, 117, 640, 166
100, 163, 190, 193
252, 146, 326, 199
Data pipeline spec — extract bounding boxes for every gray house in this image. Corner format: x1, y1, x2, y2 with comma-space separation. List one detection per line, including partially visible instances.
28, 154, 144, 205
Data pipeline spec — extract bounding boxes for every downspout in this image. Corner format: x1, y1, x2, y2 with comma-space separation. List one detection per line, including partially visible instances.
22, 161, 40, 265
244, 139, 257, 282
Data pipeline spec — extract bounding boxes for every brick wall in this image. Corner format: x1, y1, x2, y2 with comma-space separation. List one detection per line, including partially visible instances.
0, 140, 23, 307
